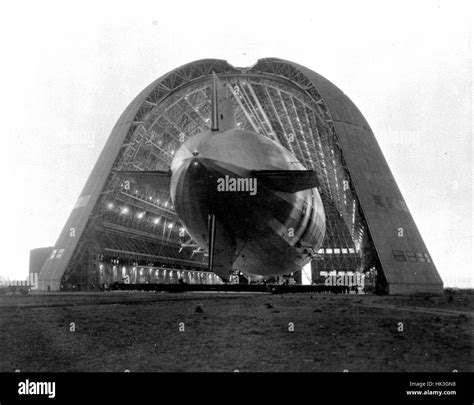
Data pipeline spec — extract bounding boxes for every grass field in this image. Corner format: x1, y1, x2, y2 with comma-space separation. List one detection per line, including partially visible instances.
0, 291, 472, 372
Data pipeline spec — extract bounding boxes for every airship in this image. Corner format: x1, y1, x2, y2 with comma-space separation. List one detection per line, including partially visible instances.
119, 73, 326, 281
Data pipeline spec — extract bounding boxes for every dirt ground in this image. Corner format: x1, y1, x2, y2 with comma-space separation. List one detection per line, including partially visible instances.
0, 291, 472, 372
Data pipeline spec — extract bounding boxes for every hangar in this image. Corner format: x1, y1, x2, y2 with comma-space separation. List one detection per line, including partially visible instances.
38, 58, 443, 294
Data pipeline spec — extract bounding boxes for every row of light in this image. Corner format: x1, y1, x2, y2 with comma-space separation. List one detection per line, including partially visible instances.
100, 264, 215, 279
317, 248, 357, 255
131, 267, 211, 278
320, 271, 365, 277
119, 188, 174, 210
106, 202, 185, 232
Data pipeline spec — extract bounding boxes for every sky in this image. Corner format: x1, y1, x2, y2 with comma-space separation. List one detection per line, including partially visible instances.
0, 0, 471, 287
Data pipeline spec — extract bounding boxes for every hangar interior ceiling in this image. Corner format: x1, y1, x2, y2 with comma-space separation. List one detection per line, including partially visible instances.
61, 60, 377, 287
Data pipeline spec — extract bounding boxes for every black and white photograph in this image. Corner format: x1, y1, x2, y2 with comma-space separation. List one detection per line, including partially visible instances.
0, 0, 472, 402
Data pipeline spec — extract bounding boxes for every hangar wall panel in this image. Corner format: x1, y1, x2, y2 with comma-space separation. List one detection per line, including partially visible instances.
290, 62, 443, 294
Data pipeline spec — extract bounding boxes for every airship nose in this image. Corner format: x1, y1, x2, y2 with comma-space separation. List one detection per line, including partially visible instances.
171, 156, 220, 205
170, 155, 224, 237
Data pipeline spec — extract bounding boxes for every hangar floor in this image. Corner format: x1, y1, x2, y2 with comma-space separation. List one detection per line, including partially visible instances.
0, 292, 472, 372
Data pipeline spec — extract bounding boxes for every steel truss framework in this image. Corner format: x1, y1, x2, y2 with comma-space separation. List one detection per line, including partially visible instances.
39, 58, 442, 294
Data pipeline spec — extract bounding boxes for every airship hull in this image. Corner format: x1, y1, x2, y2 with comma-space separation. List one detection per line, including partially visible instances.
170, 129, 326, 279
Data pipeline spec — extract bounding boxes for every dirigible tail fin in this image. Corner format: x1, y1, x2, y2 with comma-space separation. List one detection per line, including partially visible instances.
210, 72, 235, 132
253, 170, 320, 193
207, 214, 216, 272
207, 213, 235, 282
